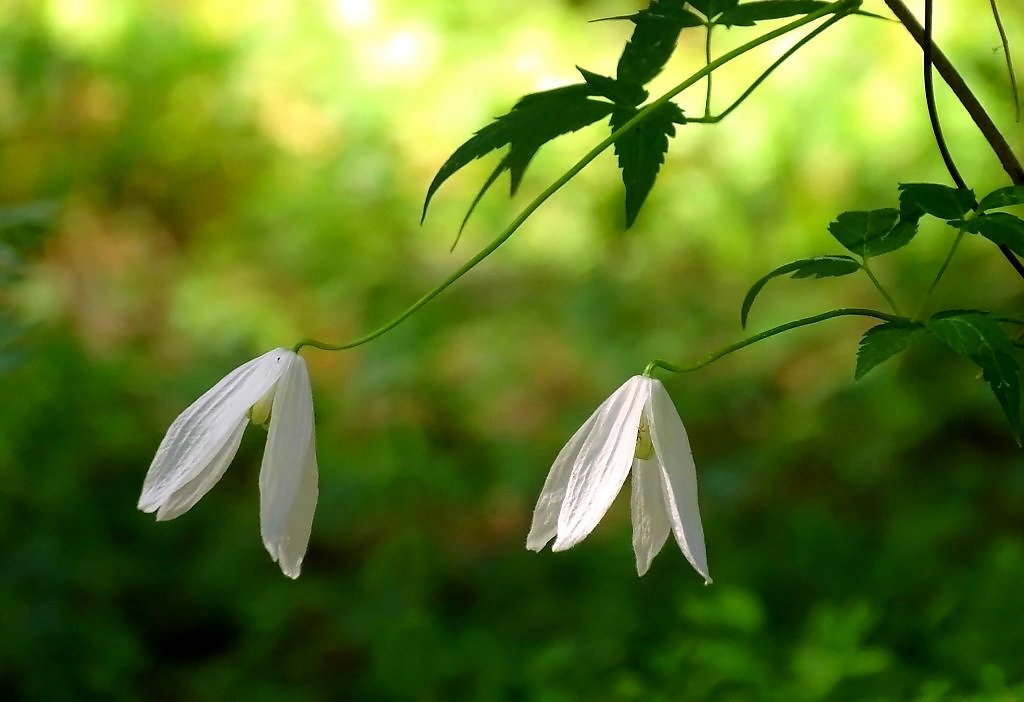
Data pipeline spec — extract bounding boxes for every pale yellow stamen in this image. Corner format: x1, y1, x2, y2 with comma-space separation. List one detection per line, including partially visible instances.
634, 415, 654, 460
248, 388, 276, 430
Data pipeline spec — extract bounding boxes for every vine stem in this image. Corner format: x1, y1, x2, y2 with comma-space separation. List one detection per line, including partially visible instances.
860, 258, 902, 315
922, 0, 965, 191
916, 226, 965, 320
703, 23, 714, 118
883, 0, 1024, 281
989, 0, 1020, 122
881, 0, 1024, 184
293, 1, 856, 354
692, 12, 845, 124
643, 307, 901, 376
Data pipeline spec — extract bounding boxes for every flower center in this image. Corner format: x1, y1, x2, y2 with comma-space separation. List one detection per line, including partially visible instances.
248, 388, 276, 430
634, 415, 654, 460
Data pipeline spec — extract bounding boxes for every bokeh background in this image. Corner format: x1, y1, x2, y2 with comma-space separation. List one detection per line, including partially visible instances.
3, 0, 1024, 699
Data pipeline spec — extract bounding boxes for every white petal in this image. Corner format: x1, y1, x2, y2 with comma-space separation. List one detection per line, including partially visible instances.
630, 457, 671, 576
155, 418, 247, 520
259, 352, 318, 579
139, 348, 292, 517
552, 376, 649, 552
526, 408, 603, 551
648, 379, 711, 584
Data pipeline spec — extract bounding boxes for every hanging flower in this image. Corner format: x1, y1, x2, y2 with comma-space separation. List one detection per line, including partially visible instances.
526, 375, 710, 582
138, 348, 318, 578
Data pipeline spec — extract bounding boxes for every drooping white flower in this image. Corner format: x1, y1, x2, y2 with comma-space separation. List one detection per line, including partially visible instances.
138, 348, 318, 579
526, 375, 710, 582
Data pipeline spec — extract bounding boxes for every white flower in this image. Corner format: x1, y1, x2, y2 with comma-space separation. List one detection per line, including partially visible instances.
138, 348, 318, 579
526, 375, 710, 582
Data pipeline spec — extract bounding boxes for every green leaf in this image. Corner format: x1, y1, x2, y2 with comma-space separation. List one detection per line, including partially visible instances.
422, 83, 615, 221
717, 1, 831, 27
855, 321, 925, 379
962, 212, 1024, 257
610, 102, 685, 228
615, 0, 704, 88
978, 185, 1024, 211
740, 255, 860, 327
897, 182, 975, 220
827, 208, 916, 257
927, 312, 1021, 437
578, 67, 647, 107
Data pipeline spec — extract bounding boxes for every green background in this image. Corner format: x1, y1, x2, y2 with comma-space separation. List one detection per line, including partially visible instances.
2, 1, 1024, 699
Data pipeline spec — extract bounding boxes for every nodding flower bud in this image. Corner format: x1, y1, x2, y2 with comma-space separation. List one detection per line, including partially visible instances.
248, 388, 276, 429
634, 416, 654, 460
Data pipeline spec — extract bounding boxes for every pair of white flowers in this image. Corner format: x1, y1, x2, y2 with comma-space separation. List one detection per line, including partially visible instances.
140, 351, 709, 583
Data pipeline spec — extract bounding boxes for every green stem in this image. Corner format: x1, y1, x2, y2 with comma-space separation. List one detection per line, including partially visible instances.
643, 307, 901, 376
860, 258, 902, 315
691, 12, 845, 124
293, 0, 858, 355
989, 0, 1020, 122
915, 226, 965, 319
703, 23, 714, 118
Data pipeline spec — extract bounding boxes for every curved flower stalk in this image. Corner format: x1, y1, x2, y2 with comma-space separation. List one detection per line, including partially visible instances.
138, 348, 318, 579
527, 376, 710, 582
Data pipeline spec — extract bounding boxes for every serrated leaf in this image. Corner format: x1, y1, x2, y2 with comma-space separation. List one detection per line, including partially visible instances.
963, 212, 1024, 257
978, 185, 1024, 211
855, 321, 925, 379
422, 83, 615, 221
717, 1, 831, 27
827, 208, 916, 257
610, 102, 685, 228
897, 182, 975, 220
615, 0, 704, 88
578, 67, 647, 107
928, 312, 1021, 436
741, 255, 860, 328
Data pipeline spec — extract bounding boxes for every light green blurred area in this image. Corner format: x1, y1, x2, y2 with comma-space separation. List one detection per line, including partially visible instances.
2, 1, 1024, 700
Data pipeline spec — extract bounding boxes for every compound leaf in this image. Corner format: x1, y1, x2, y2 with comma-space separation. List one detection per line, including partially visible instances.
741, 255, 860, 328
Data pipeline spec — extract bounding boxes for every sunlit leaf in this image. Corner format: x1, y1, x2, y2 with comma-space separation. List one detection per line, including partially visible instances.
897, 182, 975, 220
615, 0, 704, 88
422, 83, 614, 222
928, 311, 1021, 437
978, 185, 1024, 211
741, 255, 860, 328
855, 321, 925, 379
610, 101, 685, 228
578, 67, 647, 108
717, 1, 831, 27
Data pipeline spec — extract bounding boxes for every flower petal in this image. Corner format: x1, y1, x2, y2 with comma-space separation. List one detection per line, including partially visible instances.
526, 408, 603, 551
139, 348, 292, 517
154, 418, 247, 520
648, 379, 711, 584
552, 376, 649, 552
259, 352, 318, 578
630, 457, 671, 576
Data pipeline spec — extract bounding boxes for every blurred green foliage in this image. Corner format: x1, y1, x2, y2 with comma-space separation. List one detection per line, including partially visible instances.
2, 0, 1024, 700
